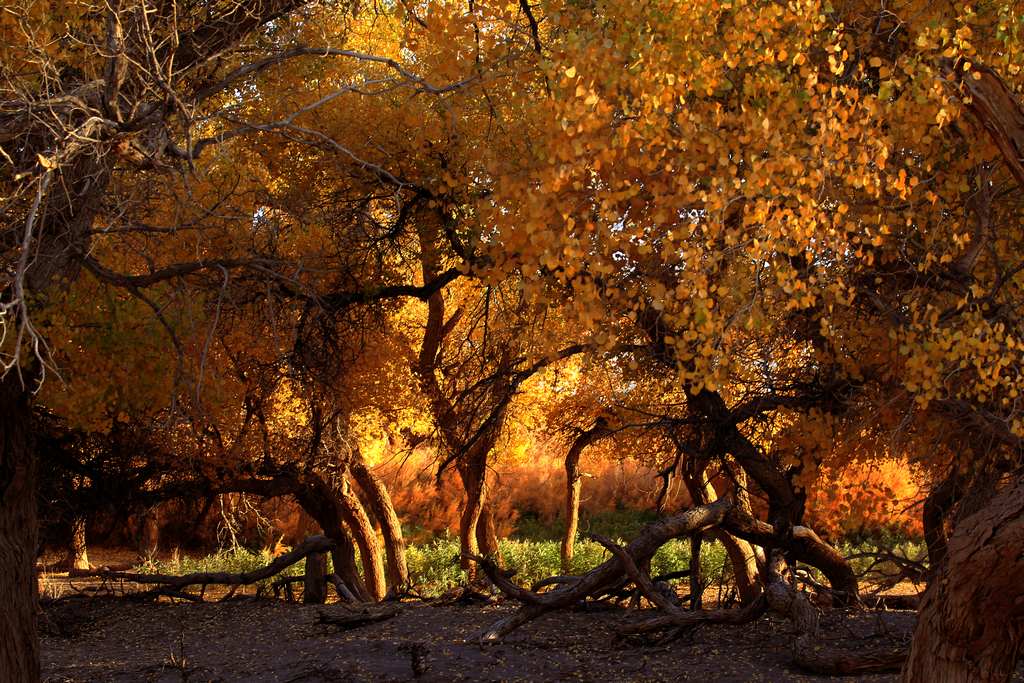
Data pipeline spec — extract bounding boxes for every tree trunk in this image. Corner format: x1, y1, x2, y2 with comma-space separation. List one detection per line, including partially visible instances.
560, 420, 608, 573
303, 551, 327, 604
292, 481, 369, 601
350, 451, 408, 588
0, 373, 39, 683
457, 454, 487, 578
682, 460, 762, 604
709, 528, 762, 604
902, 476, 1024, 683
689, 533, 703, 609
138, 506, 160, 559
337, 478, 387, 601
477, 503, 502, 562
330, 535, 366, 602
64, 516, 90, 571
562, 465, 583, 574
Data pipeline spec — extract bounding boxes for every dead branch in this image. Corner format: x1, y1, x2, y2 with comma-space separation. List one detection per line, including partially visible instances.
470, 498, 732, 641
91, 535, 336, 595
316, 605, 401, 630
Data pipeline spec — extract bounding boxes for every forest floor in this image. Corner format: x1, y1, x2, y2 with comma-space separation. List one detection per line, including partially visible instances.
41, 595, 922, 683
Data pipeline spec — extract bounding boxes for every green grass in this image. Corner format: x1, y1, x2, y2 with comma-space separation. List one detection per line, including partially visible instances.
133, 515, 925, 600
136, 546, 309, 592
403, 533, 730, 597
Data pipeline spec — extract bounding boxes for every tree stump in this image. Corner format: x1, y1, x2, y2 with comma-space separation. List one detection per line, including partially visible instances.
303, 551, 327, 604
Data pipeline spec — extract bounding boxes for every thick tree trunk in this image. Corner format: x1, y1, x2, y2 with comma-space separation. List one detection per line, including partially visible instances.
709, 528, 762, 604
338, 478, 387, 601
477, 504, 501, 561
303, 551, 328, 604
292, 482, 369, 601
329, 535, 366, 601
64, 517, 90, 571
902, 476, 1024, 683
723, 507, 859, 605
681, 461, 762, 604
350, 451, 408, 588
457, 454, 488, 578
0, 374, 39, 683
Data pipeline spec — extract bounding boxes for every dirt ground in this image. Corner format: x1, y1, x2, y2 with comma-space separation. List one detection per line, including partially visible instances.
41, 596, 923, 683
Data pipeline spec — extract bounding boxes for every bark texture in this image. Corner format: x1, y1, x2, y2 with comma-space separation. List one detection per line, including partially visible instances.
337, 478, 387, 601
0, 374, 38, 683
561, 419, 609, 573
902, 476, 1024, 683
303, 551, 328, 604
64, 517, 90, 571
350, 450, 408, 588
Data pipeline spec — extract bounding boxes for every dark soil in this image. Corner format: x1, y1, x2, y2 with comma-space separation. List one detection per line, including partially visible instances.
41, 596, 919, 682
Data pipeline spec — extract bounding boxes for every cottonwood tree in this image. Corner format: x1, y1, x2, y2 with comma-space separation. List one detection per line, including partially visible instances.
468, 0, 1024, 678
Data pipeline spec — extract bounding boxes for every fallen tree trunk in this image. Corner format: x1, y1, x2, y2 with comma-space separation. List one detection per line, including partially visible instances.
589, 534, 767, 634
472, 498, 733, 640
317, 605, 401, 630
92, 535, 336, 594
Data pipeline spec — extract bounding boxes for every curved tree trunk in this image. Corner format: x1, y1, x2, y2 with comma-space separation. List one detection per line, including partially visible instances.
562, 466, 583, 574
561, 419, 609, 573
457, 455, 487, 578
902, 476, 1024, 683
682, 460, 763, 605
329, 534, 365, 601
477, 503, 502, 562
0, 374, 39, 683
292, 481, 369, 601
723, 506, 859, 605
337, 478, 387, 601
350, 451, 408, 589
709, 528, 762, 604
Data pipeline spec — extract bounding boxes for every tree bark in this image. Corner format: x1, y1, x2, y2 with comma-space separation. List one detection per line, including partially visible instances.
561, 419, 609, 573
303, 551, 328, 604
64, 516, 90, 571
681, 460, 763, 604
456, 456, 486, 577
902, 476, 1024, 683
0, 373, 39, 683
723, 506, 859, 605
689, 533, 703, 609
337, 478, 387, 601
477, 503, 502, 561
350, 451, 408, 588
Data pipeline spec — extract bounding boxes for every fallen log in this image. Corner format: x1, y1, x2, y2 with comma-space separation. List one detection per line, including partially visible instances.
589, 534, 767, 635
90, 535, 337, 595
470, 498, 733, 641
316, 606, 401, 630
